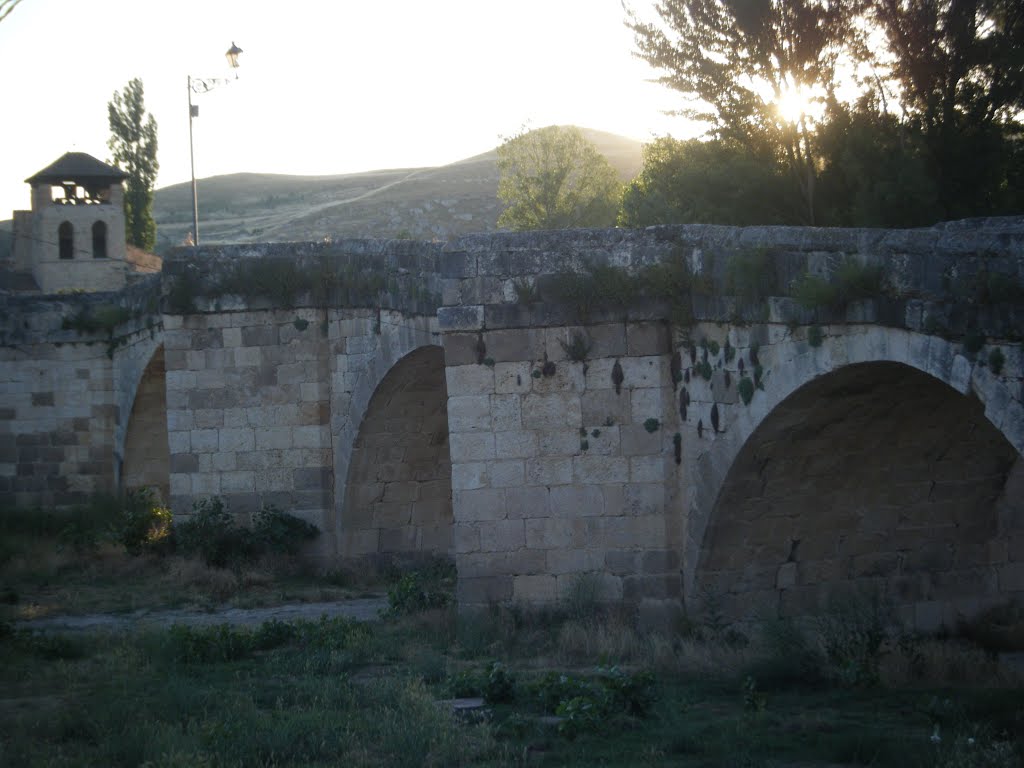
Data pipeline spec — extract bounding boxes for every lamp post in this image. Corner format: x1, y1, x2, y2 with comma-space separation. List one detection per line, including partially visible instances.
188, 42, 243, 246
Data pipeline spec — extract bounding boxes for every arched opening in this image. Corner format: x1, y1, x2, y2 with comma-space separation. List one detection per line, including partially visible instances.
122, 347, 170, 503
343, 345, 451, 560
91, 221, 107, 258
58, 221, 73, 259
697, 361, 1021, 630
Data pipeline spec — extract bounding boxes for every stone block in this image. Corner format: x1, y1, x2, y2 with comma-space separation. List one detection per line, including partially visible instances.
448, 395, 492, 433
525, 457, 573, 486
605, 549, 639, 575
619, 356, 668, 389
452, 462, 489, 491
445, 365, 495, 396
457, 576, 513, 604
255, 427, 293, 450
219, 428, 255, 453
242, 326, 277, 347
524, 397, 581, 434
581, 426, 620, 456
221, 471, 256, 493
525, 518, 584, 550
484, 328, 543, 362
490, 394, 522, 432
493, 362, 533, 394
619, 425, 662, 456
622, 574, 680, 601
513, 574, 557, 603
581, 389, 631, 428
539, 429, 582, 457
494, 430, 538, 459
379, 526, 419, 554
438, 305, 484, 331
573, 455, 629, 484
454, 487, 506, 522
624, 483, 664, 516
629, 387, 665, 426
627, 322, 670, 356
480, 519, 526, 552
776, 562, 798, 589
488, 459, 525, 488
629, 455, 664, 483
458, 549, 545, 577
454, 522, 480, 554
504, 486, 550, 519
449, 432, 496, 462
549, 484, 604, 517
642, 549, 680, 574
411, 498, 449, 526
547, 548, 605, 575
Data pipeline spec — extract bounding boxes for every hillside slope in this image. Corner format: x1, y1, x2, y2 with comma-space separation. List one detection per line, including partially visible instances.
152, 127, 643, 250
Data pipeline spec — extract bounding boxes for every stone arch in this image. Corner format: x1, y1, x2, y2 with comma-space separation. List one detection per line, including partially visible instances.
686, 327, 1023, 630
121, 344, 170, 503
341, 344, 451, 559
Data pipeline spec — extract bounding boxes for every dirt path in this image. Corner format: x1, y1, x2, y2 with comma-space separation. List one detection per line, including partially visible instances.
15, 597, 388, 633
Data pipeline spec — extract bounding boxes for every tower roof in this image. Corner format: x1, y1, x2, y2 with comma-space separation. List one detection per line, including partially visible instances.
25, 152, 128, 186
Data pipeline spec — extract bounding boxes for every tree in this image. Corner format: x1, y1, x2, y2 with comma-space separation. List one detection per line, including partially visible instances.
496, 126, 622, 230
869, 0, 1024, 219
0, 0, 24, 24
108, 78, 159, 251
626, 0, 865, 224
619, 137, 793, 226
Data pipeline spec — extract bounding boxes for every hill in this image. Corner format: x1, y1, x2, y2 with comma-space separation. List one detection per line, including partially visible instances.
151, 128, 643, 250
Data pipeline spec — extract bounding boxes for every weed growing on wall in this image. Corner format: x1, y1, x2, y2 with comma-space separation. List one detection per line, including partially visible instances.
791, 258, 884, 313
560, 330, 592, 362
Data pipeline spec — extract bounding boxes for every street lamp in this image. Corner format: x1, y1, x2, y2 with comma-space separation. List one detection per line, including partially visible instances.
187, 42, 243, 246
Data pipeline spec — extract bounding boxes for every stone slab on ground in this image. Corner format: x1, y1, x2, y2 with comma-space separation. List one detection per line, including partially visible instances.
14, 597, 388, 633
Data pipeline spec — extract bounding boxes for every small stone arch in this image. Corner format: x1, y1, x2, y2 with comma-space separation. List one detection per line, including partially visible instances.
328, 309, 446, 559
341, 344, 451, 560
121, 345, 170, 503
92, 221, 107, 259
686, 327, 1023, 630
58, 221, 73, 259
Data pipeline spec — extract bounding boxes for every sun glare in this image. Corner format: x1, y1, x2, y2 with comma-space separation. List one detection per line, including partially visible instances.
775, 83, 829, 124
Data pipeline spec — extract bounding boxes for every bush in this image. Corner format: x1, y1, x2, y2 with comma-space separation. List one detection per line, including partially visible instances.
56, 495, 125, 553
251, 505, 319, 555
385, 570, 451, 616
120, 489, 174, 555
164, 623, 252, 664
175, 498, 318, 568
175, 498, 256, 568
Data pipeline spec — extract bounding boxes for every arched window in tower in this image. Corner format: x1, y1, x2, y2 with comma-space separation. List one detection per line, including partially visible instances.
92, 221, 107, 259
58, 222, 74, 259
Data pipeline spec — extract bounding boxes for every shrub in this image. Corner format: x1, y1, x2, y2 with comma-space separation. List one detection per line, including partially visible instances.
164, 623, 252, 663
385, 571, 451, 616
57, 495, 124, 553
251, 505, 319, 555
175, 497, 256, 568
483, 661, 515, 704
120, 488, 174, 555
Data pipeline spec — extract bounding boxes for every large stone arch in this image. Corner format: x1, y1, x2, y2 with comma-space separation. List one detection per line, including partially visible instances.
120, 344, 170, 502
340, 345, 451, 559
686, 327, 1023, 630
328, 309, 447, 558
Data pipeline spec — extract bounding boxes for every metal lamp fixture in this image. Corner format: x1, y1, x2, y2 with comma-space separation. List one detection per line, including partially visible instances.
187, 43, 243, 247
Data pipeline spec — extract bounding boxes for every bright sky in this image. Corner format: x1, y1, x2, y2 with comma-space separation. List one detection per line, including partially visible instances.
0, 0, 698, 219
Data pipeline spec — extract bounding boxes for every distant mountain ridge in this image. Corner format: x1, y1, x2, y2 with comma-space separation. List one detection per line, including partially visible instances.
151, 127, 643, 251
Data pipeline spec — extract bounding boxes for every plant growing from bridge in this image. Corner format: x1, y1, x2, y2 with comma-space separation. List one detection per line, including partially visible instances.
738, 376, 755, 405
560, 330, 592, 363
989, 348, 1005, 375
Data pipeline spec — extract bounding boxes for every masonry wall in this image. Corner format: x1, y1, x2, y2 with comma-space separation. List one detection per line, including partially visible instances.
443, 321, 684, 619
162, 308, 334, 544
0, 341, 118, 506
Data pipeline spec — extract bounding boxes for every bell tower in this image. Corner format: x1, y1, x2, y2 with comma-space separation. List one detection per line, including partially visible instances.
13, 152, 130, 293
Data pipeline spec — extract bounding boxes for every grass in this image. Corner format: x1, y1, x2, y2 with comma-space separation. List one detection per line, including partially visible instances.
1, 516, 1022, 766
1, 604, 1021, 767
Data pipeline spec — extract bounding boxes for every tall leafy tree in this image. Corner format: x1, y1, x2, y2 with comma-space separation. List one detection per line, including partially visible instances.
619, 137, 792, 226
626, 0, 864, 224
870, 0, 1024, 218
108, 78, 159, 251
496, 126, 622, 230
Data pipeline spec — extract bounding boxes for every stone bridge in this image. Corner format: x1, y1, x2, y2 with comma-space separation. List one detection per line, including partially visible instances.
1, 220, 1022, 630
